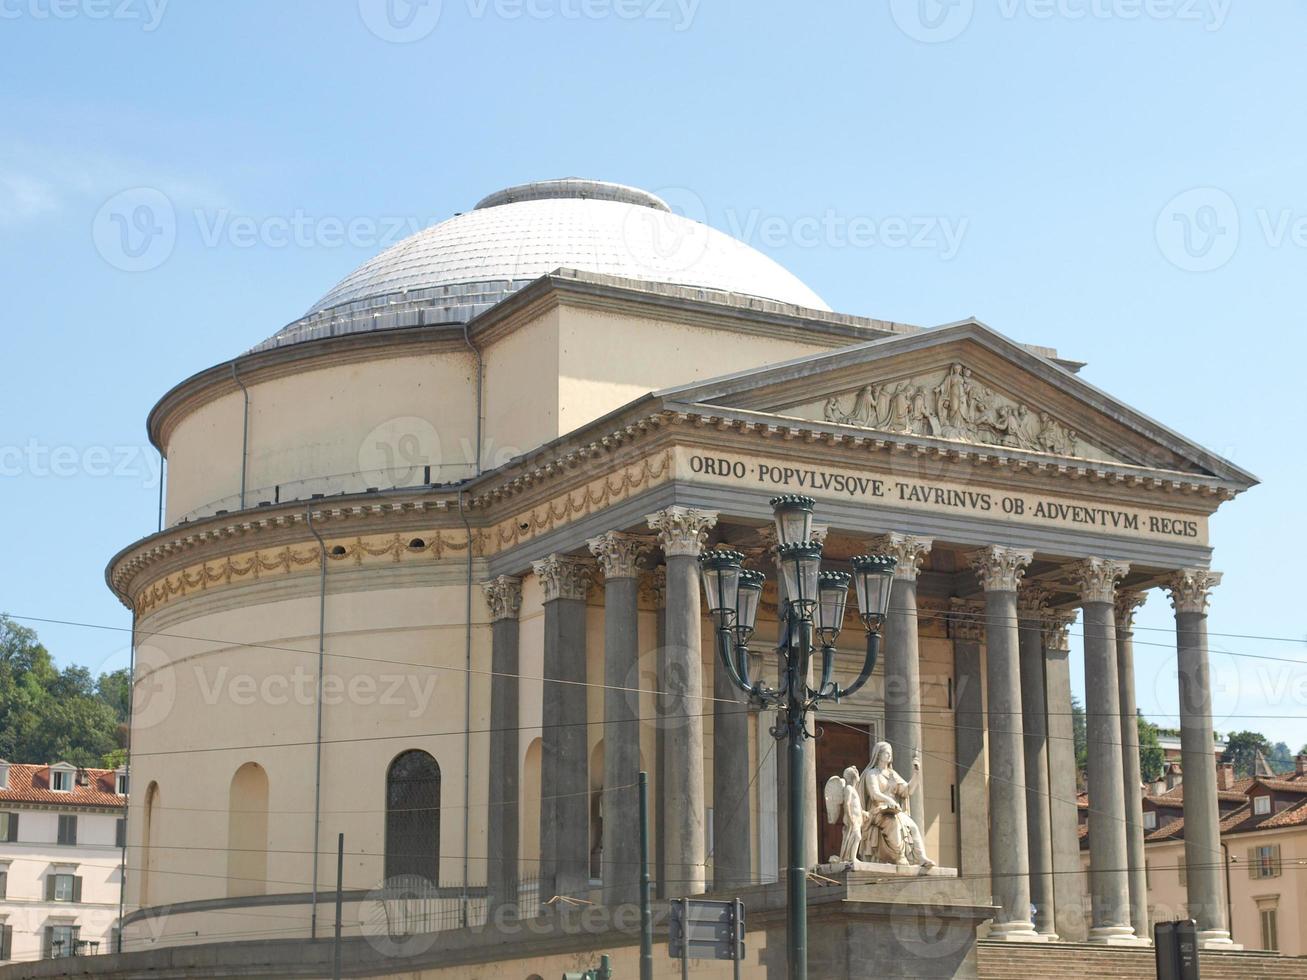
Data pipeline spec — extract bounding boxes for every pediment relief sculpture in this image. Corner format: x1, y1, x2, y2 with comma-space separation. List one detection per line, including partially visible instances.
819, 362, 1102, 460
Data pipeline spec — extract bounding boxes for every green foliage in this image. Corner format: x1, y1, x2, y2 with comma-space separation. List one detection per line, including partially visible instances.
1222, 730, 1273, 778
1071, 695, 1087, 773
1137, 713, 1165, 783
1269, 741, 1295, 774
0, 615, 129, 770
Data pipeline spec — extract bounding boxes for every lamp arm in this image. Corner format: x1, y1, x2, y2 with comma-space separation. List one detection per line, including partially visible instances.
836, 630, 881, 701
818, 642, 836, 698
713, 626, 753, 698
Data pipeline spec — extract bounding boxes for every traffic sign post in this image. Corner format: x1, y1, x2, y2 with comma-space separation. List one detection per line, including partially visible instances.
668, 898, 746, 979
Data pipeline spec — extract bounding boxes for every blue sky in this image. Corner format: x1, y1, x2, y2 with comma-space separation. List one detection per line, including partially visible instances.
1, 0, 1304, 748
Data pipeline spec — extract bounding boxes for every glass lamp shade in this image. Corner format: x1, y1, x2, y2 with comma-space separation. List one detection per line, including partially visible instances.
769, 494, 815, 548
699, 549, 745, 618
778, 542, 822, 610
850, 554, 897, 630
816, 570, 851, 641
736, 570, 765, 637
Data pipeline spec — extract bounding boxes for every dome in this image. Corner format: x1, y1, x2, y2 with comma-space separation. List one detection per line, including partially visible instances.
255, 179, 829, 351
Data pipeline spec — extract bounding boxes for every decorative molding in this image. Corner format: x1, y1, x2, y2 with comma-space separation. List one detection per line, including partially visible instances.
1072, 557, 1131, 605
645, 506, 718, 558
1114, 589, 1148, 634
531, 554, 594, 603
822, 361, 1089, 459
481, 575, 523, 622
1041, 610, 1078, 652
1166, 569, 1222, 615
866, 533, 933, 581
639, 566, 667, 609
587, 532, 652, 580
948, 598, 986, 642
969, 545, 1034, 593
1016, 583, 1052, 617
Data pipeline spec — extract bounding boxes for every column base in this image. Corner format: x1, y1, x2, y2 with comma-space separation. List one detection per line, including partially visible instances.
1088, 924, 1149, 946
1198, 930, 1243, 950
987, 921, 1049, 942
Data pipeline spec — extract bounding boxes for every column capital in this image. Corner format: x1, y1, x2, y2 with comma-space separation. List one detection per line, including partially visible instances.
948, 598, 986, 642
645, 506, 718, 558
1072, 557, 1131, 605
640, 565, 667, 609
1166, 569, 1222, 615
481, 575, 523, 622
1041, 609, 1077, 652
587, 531, 652, 580
866, 533, 933, 580
531, 554, 594, 603
1017, 583, 1053, 617
1114, 589, 1148, 633
969, 545, 1034, 593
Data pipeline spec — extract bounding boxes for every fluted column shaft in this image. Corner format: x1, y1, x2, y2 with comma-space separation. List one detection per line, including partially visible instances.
650, 569, 669, 900
1017, 587, 1056, 937
949, 602, 991, 897
971, 546, 1042, 942
589, 533, 649, 908
871, 533, 933, 826
1168, 570, 1232, 947
1043, 612, 1088, 941
533, 554, 593, 900
483, 576, 522, 913
1116, 591, 1149, 943
1075, 557, 1138, 943
713, 597, 752, 891
647, 507, 717, 898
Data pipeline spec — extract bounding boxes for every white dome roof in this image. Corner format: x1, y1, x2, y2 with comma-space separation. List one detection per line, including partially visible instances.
256, 179, 828, 350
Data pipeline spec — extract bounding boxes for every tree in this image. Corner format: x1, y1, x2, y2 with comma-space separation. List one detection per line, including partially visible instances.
1222, 730, 1273, 778
1072, 696, 1087, 773
1269, 741, 1294, 774
1137, 713, 1165, 783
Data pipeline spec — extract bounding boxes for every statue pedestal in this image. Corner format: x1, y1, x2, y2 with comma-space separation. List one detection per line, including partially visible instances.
814, 859, 959, 878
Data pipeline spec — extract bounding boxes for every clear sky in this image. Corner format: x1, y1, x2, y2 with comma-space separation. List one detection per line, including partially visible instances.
1, 0, 1304, 748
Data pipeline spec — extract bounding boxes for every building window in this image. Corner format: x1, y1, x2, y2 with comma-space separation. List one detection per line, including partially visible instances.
385, 750, 441, 883
0, 869, 7, 899
50, 769, 72, 793
116, 818, 127, 848
57, 814, 77, 846
1260, 907, 1279, 951
1249, 844, 1282, 880
45, 924, 79, 958
0, 813, 17, 843
116, 772, 128, 796
0, 922, 11, 960
1143, 811, 1157, 830
1253, 795, 1271, 816
46, 873, 82, 903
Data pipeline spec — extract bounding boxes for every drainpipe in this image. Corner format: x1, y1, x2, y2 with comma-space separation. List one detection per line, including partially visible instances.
231, 361, 250, 510
1221, 839, 1234, 944
457, 324, 483, 921
156, 452, 165, 533
116, 603, 137, 952
306, 508, 329, 939
461, 324, 483, 478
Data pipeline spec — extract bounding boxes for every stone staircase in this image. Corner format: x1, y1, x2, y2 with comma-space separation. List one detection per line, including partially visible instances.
978, 941, 1307, 980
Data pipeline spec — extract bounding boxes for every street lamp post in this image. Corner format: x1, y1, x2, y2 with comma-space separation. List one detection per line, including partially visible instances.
700, 496, 896, 980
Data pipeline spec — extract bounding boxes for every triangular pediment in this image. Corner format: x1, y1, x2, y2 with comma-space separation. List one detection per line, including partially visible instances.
655, 319, 1256, 485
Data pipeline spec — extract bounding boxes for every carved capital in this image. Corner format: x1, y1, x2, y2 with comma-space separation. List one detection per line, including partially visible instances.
640, 566, 667, 609
969, 546, 1034, 593
1166, 569, 1222, 615
866, 533, 933, 581
1114, 589, 1148, 633
811, 523, 830, 547
1016, 583, 1052, 617
531, 554, 593, 603
1072, 557, 1130, 605
948, 598, 985, 642
587, 531, 652, 580
645, 507, 718, 558
1041, 609, 1078, 652
481, 575, 523, 622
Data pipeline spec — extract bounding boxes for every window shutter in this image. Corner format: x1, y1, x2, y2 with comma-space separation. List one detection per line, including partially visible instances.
45, 875, 57, 901
0, 923, 11, 961
1272, 843, 1282, 877
0, 869, 7, 899
43, 925, 52, 959
1248, 847, 1258, 878
72, 876, 82, 903
68, 815, 77, 845
116, 818, 126, 848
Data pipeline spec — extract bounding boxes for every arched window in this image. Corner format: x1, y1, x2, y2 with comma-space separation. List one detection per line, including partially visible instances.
141, 782, 159, 907
227, 763, 269, 897
385, 750, 440, 883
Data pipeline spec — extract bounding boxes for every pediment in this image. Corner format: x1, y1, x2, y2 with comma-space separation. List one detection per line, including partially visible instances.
655, 319, 1257, 485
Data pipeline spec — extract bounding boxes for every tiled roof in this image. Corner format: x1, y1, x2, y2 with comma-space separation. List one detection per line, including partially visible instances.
0, 764, 125, 810
1142, 775, 1307, 841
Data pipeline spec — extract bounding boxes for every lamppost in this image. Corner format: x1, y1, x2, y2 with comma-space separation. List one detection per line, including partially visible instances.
699, 495, 896, 980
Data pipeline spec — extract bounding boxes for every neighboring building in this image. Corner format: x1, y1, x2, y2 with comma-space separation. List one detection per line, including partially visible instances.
0, 761, 126, 964
98, 178, 1258, 972
1144, 754, 1307, 954
1156, 729, 1227, 767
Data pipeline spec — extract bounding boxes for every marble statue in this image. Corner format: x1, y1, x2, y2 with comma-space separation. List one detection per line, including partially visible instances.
823, 766, 867, 865
859, 741, 934, 869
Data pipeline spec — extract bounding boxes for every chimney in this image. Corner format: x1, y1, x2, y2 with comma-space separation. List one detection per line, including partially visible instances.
1166, 761, 1183, 791
1217, 761, 1235, 791
1297, 753, 1307, 778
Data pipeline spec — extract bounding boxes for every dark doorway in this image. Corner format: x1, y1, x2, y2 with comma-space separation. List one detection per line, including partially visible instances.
815, 722, 870, 864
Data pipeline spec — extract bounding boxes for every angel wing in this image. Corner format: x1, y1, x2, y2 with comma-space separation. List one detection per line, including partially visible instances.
824, 774, 848, 826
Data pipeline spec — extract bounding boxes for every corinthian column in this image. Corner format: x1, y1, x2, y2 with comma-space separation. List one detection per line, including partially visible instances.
532, 554, 593, 900
971, 545, 1044, 942
1017, 584, 1057, 938
868, 533, 933, 825
1167, 570, 1235, 948
1115, 589, 1149, 943
588, 532, 650, 908
646, 506, 717, 897
1074, 557, 1143, 944
949, 599, 990, 893
1043, 609, 1088, 941
482, 575, 522, 914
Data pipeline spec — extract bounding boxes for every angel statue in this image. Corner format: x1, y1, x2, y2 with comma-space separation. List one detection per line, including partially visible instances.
823, 766, 868, 865
859, 741, 934, 869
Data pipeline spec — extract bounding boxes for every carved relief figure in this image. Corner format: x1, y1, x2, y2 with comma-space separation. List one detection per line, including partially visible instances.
859, 742, 934, 868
